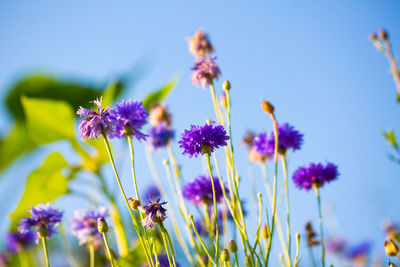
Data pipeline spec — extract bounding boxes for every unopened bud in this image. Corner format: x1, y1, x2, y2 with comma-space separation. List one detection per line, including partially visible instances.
223, 80, 231, 91
261, 224, 269, 239
227, 240, 238, 253
38, 227, 49, 238
206, 119, 212, 124
97, 217, 109, 234
128, 198, 140, 210
262, 100, 275, 115
162, 159, 169, 165
220, 92, 227, 109
220, 249, 230, 262
369, 33, 378, 42
378, 29, 388, 41
384, 239, 399, 257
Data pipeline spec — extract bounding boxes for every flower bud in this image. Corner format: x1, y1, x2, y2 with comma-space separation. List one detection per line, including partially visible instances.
220, 249, 230, 262
150, 104, 172, 127
262, 100, 275, 115
390, 262, 398, 267
223, 80, 231, 91
97, 217, 109, 234
384, 239, 399, 257
220, 92, 227, 109
227, 240, 238, 253
38, 227, 49, 238
162, 159, 169, 165
378, 29, 388, 41
261, 224, 269, 239
369, 33, 378, 42
128, 198, 140, 210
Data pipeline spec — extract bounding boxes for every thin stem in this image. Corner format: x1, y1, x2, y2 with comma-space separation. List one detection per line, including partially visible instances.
293, 233, 300, 267
234, 252, 239, 267
102, 134, 153, 267
162, 226, 177, 267
89, 241, 95, 267
189, 215, 217, 266
161, 228, 174, 267
251, 194, 263, 255
102, 233, 115, 267
41, 237, 50, 267
127, 135, 141, 201
205, 154, 220, 266
282, 155, 292, 266
265, 114, 279, 265
308, 246, 317, 267
383, 39, 400, 98
315, 187, 325, 267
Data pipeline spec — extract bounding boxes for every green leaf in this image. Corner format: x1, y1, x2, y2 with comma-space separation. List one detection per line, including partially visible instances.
0, 123, 36, 172
142, 77, 178, 111
9, 152, 69, 230
21, 97, 76, 145
102, 81, 122, 107
382, 129, 398, 150
5, 74, 125, 122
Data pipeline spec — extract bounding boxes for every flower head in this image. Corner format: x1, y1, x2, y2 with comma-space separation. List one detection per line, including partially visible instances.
149, 104, 172, 127
292, 162, 339, 191
253, 123, 303, 156
18, 202, 63, 239
147, 123, 174, 150
109, 99, 148, 140
141, 198, 167, 229
179, 122, 229, 158
187, 28, 214, 57
6, 231, 35, 253
327, 237, 347, 254
345, 242, 370, 260
70, 207, 108, 246
191, 56, 221, 88
182, 175, 227, 205
77, 98, 113, 139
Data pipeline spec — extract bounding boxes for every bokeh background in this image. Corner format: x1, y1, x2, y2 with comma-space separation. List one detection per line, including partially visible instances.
1, 0, 400, 265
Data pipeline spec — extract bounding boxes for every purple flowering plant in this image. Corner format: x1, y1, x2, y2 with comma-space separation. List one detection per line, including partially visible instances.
0, 27, 395, 267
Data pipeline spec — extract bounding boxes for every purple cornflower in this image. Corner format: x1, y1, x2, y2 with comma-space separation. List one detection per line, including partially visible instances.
253, 123, 303, 156
109, 99, 148, 140
292, 162, 339, 191
345, 242, 370, 260
327, 237, 347, 254
6, 231, 35, 253
77, 98, 113, 139
141, 198, 167, 229
70, 207, 108, 246
140, 255, 180, 267
191, 56, 221, 88
147, 122, 175, 150
179, 122, 229, 158
187, 28, 214, 57
18, 202, 63, 239
143, 185, 161, 201
182, 175, 227, 205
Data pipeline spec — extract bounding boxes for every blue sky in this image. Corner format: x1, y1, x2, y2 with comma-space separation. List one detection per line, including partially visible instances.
1, 0, 400, 265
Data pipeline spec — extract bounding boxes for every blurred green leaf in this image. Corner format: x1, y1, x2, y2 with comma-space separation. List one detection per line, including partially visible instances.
9, 152, 69, 230
382, 129, 398, 150
5, 74, 125, 122
118, 235, 163, 267
21, 97, 76, 145
102, 81, 121, 107
0, 123, 36, 172
142, 77, 178, 111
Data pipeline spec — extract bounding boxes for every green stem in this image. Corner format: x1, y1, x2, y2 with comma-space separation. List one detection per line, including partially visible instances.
161, 225, 177, 267
205, 154, 220, 266
89, 242, 95, 267
127, 135, 141, 201
102, 134, 153, 267
308, 246, 317, 267
315, 187, 325, 267
102, 233, 116, 267
189, 215, 217, 266
265, 114, 279, 266
234, 252, 239, 267
41, 237, 50, 267
282, 155, 292, 266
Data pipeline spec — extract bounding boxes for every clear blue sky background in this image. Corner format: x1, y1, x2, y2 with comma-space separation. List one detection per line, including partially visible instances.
1, 0, 400, 265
